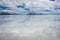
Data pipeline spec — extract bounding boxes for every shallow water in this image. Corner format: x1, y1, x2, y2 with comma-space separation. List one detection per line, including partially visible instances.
0, 15, 60, 40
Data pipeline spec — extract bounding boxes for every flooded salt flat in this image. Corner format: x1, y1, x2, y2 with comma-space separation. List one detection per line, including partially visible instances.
0, 15, 60, 40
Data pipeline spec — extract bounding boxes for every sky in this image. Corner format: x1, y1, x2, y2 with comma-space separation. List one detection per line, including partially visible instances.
0, 0, 60, 15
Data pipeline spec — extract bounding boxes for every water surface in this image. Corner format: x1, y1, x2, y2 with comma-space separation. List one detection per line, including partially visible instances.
0, 15, 60, 40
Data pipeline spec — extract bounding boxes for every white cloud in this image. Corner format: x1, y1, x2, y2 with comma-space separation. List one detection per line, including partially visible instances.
0, 0, 60, 14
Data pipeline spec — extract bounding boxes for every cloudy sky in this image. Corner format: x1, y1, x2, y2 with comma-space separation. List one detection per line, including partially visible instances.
0, 0, 60, 14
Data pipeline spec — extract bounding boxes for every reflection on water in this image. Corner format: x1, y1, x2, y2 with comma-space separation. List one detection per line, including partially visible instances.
0, 15, 60, 40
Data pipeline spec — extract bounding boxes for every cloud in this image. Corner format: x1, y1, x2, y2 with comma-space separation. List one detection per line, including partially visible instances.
0, 0, 60, 15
